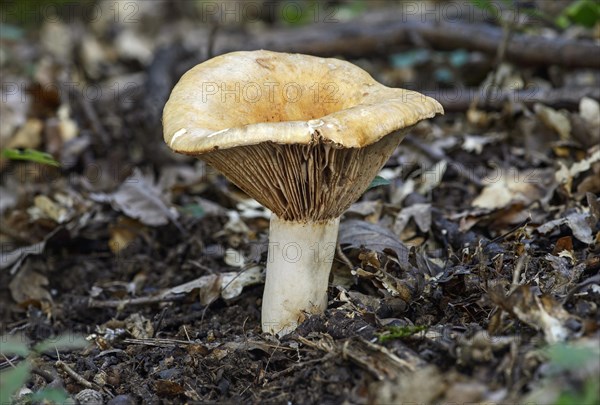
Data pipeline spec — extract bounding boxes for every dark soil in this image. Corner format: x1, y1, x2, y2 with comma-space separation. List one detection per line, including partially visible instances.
1, 1, 599, 404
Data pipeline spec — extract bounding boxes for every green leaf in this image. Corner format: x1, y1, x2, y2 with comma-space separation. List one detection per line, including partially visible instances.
0, 362, 31, 404
564, 0, 600, 28
0, 336, 30, 357
2, 148, 60, 167
545, 343, 599, 372
366, 176, 390, 190
180, 204, 205, 218
32, 334, 88, 354
378, 325, 427, 343
556, 377, 600, 405
30, 387, 70, 403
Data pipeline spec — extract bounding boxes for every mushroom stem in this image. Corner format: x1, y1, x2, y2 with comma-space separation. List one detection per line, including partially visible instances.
261, 215, 340, 335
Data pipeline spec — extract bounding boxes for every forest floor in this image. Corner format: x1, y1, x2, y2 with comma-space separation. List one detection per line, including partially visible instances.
1, 1, 599, 404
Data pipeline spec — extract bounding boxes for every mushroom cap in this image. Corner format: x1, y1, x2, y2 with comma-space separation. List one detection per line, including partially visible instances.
163, 50, 443, 221
163, 50, 442, 153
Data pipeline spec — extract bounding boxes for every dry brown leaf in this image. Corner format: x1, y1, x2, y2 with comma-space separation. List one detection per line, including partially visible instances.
0, 227, 61, 274
472, 168, 551, 210
109, 218, 143, 253
418, 160, 447, 194
154, 379, 185, 398
92, 168, 180, 227
32, 195, 69, 223
346, 200, 383, 222
394, 203, 432, 235
537, 211, 595, 244
555, 147, 600, 194
8, 264, 52, 304
369, 365, 442, 404
161, 266, 264, 304
462, 132, 506, 154
577, 161, 600, 195
339, 220, 411, 266
491, 285, 576, 343
124, 313, 154, 339
535, 103, 571, 140
3, 118, 43, 150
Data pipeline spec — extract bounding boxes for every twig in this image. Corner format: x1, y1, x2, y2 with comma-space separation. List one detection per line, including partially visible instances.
336, 244, 355, 272
263, 342, 281, 375
123, 338, 196, 347
486, 218, 531, 246
55, 360, 95, 390
152, 306, 170, 338
269, 353, 335, 380
480, 6, 518, 109
562, 274, 600, 304
87, 294, 186, 308
424, 86, 600, 112
0, 354, 19, 370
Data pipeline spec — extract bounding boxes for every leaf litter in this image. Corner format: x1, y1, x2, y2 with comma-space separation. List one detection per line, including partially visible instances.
1, 2, 599, 404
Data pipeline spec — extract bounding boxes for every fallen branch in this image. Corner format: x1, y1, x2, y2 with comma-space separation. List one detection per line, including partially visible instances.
213, 9, 600, 69
423, 86, 600, 112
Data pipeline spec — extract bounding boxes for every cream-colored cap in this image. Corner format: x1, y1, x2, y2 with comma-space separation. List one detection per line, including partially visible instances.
163, 50, 443, 221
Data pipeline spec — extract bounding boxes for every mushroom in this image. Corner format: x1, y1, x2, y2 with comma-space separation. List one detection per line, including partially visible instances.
163, 50, 443, 335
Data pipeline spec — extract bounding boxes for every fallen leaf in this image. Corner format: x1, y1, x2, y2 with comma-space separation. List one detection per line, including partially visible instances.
472, 168, 551, 210
339, 220, 411, 265
0, 227, 61, 274
555, 148, 600, 191
8, 264, 52, 304
535, 103, 571, 140
537, 212, 595, 244
32, 195, 70, 223
40, 19, 73, 60
154, 380, 184, 398
490, 284, 576, 344
461, 132, 505, 154
115, 30, 153, 64
237, 198, 270, 219
220, 266, 264, 300
109, 217, 143, 253
124, 313, 154, 339
577, 161, 600, 195
345, 200, 383, 221
394, 203, 432, 235
369, 366, 443, 405
92, 168, 180, 227
418, 160, 447, 194
3, 118, 43, 150
552, 236, 574, 256
161, 266, 264, 303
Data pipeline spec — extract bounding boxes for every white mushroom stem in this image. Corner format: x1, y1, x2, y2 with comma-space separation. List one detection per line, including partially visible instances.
261, 215, 340, 336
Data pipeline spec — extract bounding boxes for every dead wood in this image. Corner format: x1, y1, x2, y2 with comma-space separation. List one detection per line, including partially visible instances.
423, 86, 600, 112
213, 9, 600, 69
